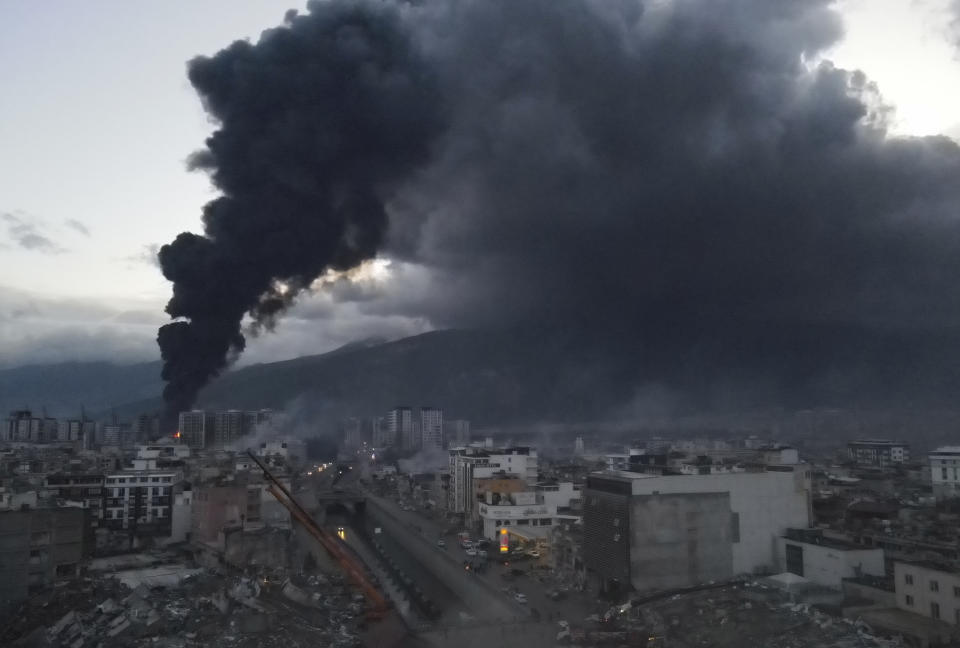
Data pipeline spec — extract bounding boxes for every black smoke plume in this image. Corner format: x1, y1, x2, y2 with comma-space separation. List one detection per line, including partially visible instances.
160, 0, 960, 421
157, 0, 442, 428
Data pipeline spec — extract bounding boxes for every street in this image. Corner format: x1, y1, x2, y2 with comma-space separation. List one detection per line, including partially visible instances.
362, 492, 599, 626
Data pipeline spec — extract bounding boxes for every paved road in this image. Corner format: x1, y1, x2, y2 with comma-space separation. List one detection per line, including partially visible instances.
362, 493, 600, 625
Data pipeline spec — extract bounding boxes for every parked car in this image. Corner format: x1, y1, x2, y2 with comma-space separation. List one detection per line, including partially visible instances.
465, 548, 478, 557
436, 539, 446, 549
514, 593, 528, 604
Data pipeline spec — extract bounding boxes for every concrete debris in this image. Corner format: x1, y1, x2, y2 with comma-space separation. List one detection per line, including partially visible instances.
557, 582, 907, 648
1, 553, 366, 648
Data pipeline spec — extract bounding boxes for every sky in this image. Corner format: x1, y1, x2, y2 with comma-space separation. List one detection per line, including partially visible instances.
1, 0, 960, 371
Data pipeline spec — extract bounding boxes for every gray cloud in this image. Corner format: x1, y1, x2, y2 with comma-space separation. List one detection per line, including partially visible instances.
0, 283, 426, 370
121, 243, 161, 268
1, 212, 65, 254
0, 286, 160, 367
64, 218, 90, 236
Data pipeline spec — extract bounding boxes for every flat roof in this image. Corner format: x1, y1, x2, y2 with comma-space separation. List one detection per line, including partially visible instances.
848, 439, 907, 446
897, 559, 960, 575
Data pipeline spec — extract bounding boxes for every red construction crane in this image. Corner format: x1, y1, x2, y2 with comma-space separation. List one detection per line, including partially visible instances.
246, 450, 389, 618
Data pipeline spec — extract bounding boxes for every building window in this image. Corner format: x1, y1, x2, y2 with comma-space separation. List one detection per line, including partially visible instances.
932, 602, 941, 620
905, 574, 914, 585
906, 595, 914, 606
932, 580, 940, 592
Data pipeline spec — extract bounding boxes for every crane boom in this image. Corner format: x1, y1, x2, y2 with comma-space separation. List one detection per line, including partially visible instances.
246, 450, 388, 617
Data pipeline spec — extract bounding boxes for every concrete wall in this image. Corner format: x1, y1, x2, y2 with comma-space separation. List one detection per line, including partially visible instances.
583, 480, 632, 587
628, 468, 811, 576
629, 492, 734, 592
191, 485, 246, 544
0, 508, 87, 613
776, 538, 885, 588
842, 580, 896, 608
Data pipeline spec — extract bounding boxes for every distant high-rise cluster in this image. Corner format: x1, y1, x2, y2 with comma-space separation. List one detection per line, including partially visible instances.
342, 407, 469, 453
177, 408, 273, 449
1, 409, 138, 448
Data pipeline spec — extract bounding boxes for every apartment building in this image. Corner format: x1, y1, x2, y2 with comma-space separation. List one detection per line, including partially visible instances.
895, 560, 960, 625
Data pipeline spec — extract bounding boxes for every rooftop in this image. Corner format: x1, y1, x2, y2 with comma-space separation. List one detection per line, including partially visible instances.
848, 439, 907, 446
930, 446, 960, 454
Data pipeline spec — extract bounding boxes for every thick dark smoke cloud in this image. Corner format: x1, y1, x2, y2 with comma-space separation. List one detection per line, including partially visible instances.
387, 0, 960, 333
157, 0, 443, 426
375, 0, 960, 408
161, 0, 960, 418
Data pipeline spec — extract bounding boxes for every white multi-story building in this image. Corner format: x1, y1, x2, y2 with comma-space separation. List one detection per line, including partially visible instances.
135, 444, 191, 460
104, 469, 179, 536
420, 407, 443, 448
450, 451, 489, 514
847, 439, 909, 468
449, 447, 539, 515
895, 560, 960, 626
930, 447, 960, 500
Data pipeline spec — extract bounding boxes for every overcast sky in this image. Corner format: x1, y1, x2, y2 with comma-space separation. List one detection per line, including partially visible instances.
1, 0, 959, 368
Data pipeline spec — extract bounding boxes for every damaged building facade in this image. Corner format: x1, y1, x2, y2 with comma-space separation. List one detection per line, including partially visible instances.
584, 466, 812, 593
0, 507, 91, 613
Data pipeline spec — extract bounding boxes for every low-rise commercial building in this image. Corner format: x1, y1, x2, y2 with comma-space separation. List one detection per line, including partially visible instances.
478, 500, 559, 542
777, 528, 885, 588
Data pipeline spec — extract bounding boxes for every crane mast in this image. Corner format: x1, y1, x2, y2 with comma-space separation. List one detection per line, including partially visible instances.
246, 450, 388, 618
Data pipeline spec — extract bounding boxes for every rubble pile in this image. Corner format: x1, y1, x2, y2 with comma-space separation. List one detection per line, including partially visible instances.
3, 563, 367, 648
558, 584, 906, 648
652, 584, 904, 648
